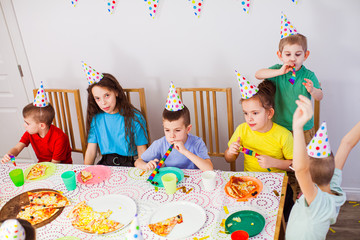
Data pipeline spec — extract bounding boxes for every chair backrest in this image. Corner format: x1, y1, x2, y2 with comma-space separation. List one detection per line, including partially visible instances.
123, 88, 151, 144
176, 87, 235, 171
33, 89, 86, 157
314, 100, 320, 131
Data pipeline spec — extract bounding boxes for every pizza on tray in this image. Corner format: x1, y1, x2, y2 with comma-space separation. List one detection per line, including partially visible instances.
67, 201, 123, 234
16, 191, 70, 225
148, 214, 183, 237
225, 176, 261, 199
27, 163, 48, 180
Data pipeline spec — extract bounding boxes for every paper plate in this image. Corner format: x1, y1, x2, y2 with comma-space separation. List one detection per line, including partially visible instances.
149, 201, 206, 239
225, 210, 265, 237
87, 194, 137, 231
24, 162, 56, 181
76, 165, 111, 184
224, 176, 263, 201
150, 167, 184, 188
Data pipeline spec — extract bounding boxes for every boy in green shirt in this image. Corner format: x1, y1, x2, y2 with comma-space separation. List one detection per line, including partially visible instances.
255, 13, 323, 200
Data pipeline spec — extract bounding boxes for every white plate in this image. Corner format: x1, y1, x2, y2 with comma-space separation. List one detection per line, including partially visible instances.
149, 201, 206, 239
87, 194, 137, 230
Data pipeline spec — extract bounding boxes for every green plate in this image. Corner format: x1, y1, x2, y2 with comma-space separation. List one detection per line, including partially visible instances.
150, 167, 184, 188
225, 210, 265, 237
24, 162, 56, 181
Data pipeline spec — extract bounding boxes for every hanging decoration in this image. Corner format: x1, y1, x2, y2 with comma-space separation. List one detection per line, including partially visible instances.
70, 0, 78, 7
106, 0, 118, 14
188, 0, 203, 18
144, 0, 159, 19
240, 0, 251, 13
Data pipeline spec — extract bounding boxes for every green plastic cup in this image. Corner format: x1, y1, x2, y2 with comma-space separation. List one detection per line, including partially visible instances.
61, 171, 76, 191
9, 169, 24, 187
161, 173, 177, 194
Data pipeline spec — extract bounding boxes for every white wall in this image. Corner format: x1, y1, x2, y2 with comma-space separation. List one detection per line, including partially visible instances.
8, 0, 360, 197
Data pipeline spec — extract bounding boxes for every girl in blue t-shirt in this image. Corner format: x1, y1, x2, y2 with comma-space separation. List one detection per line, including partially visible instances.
84, 73, 148, 166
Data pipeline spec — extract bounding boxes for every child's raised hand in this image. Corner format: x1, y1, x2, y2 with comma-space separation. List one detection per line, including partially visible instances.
293, 95, 313, 129
279, 64, 293, 75
1, 154, 11, 164
302, 78, 314, 94
145, 159, 159, 171
173, 141, 187, 154
256, 155, 275, 169
228, 137, 241, 155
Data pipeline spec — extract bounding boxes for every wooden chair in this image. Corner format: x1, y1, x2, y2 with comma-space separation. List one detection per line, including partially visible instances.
33, 89, 86, 157
314, 100, 320, 131
123, 88, 151, 144
176, 87, 235, 171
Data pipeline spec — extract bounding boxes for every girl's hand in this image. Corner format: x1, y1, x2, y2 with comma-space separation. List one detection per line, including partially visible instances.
293, 95, 313, 129
302, 78, 314, 94
257, 155, 275, 169
228, 137, 241, 155
1, 154, 11, 164
279, 64, 293, 75
145, 159, 159, 171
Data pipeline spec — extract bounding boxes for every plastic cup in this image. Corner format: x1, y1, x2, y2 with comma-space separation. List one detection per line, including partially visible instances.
202, 171, 217, 191
231, 230, 249, 240
161, 173, 177, 194
9, 169, 24, 187
61, 171, 76, 191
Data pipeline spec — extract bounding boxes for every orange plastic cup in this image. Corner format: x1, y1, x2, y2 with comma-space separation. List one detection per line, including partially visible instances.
231, 230, 249, 240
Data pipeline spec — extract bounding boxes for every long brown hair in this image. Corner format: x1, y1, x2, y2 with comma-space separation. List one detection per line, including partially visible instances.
86, 73, 148, 155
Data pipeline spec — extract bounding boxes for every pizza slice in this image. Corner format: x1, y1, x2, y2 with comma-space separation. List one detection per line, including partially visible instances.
227, 176, 258, 199
27, 163, 48, 180
80, 170, 93, 182
97, 218, 123, 234
149, 214, 183, 237
28, 191, 70, 208
17, 204, 59, 225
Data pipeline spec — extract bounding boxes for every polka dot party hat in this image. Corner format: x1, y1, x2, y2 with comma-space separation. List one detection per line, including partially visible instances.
188, 0, 203, 18
106, 0, 118, 14
307, 122, 331, 158
71, 0, 78, 7
280, 12, 298, 39
33, 81, 49, 107
0, 219, 26, 240
82, 61, 103, 85
291, 0, 298, 4
165, 82, 184, 111
235, 70, 259, 99
241, 0, 251, 14
144, 0, 159, 19
126, 214, 143, 240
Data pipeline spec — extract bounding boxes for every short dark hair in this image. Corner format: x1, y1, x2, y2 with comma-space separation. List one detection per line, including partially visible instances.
309, 152, 335, 186
22, 103, 55, 126
279, 33, 307, 52
162, 105, 191, 127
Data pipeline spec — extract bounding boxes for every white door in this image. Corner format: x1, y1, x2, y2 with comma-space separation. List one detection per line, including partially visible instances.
0, 3, 34, 162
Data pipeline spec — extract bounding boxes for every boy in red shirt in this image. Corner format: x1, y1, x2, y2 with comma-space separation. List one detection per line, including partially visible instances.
1, 82, 72, 164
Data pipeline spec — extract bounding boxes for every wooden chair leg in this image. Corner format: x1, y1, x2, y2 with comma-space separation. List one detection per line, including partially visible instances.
279, 215, 286, 240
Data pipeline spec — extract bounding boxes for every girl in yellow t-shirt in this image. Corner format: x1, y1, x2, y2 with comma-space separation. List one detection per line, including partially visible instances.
225, 79, 293, 173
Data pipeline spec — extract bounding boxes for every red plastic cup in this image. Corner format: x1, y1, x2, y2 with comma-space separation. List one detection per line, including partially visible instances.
231, 230, 249, 240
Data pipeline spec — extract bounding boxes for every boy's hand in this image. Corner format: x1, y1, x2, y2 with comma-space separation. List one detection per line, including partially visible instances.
256, 155, 275, 169
279, 64, 294, 75
293, 95, 313, 129
228, 137, 241, 155
145, 159, 159, 171
1, 154, 11, 164
302, 78, 314, 94
173, 141, 188, 154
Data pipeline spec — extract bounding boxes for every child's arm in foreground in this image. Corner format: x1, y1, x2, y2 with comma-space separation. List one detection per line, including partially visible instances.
255, 65, 293, 80
335, 121, 360, 170
1, 142, 26, 164
173, 141, 213, 171
292, 95, 318, 205
224, 137, 241, 163
84, 143, 98, 165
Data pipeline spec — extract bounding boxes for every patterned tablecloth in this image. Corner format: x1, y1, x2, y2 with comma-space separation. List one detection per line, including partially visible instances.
0, 163, 285, 239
